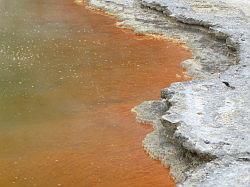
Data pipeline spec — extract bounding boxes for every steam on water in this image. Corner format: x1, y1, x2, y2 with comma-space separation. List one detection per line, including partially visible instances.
0, 0, 190, 186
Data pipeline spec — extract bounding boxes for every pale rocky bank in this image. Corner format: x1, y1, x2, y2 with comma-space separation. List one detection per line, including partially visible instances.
87, 0, 250, 186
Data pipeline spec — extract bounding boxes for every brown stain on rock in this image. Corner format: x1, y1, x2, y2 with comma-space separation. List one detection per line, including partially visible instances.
0, 0, 191, 186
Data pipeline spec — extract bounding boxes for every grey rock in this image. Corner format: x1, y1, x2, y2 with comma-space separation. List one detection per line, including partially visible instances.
88, 0, 236, 78
87, 0, 250, 186
161, 67, 250, 158
180, 157, 250, 187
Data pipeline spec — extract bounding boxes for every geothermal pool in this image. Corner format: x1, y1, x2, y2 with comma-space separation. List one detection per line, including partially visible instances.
0, 0, 191, 186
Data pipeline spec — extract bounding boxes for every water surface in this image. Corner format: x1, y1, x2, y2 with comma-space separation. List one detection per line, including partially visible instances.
0, 0, 191, 186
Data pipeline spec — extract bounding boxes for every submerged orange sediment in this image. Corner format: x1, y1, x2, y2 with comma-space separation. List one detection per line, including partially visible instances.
0, 0, 191, 186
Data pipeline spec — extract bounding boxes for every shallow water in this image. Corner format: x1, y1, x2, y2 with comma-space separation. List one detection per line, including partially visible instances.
0, 0, 191, 186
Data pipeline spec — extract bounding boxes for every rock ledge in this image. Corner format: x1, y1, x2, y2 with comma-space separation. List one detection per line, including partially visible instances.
88, 0, 250, 186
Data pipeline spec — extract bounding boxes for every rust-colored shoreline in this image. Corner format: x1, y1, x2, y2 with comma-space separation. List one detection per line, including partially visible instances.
0, 1, 191, 186
82, 1, 192, 185
83, 0, 190, 46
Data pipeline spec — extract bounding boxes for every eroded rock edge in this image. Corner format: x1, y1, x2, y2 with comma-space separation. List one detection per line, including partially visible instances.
87, 0, 250, 186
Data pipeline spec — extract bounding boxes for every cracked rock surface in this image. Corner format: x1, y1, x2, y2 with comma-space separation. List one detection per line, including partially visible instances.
88, 0, 250, 186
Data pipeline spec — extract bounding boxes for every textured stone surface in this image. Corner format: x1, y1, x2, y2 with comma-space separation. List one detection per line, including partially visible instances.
132, 100, 206, 183
180, 157, 250, 187
141, 0, 250, 185
161, 67, 250, 158
88, 0, 236, 78
88, 0, 250, 186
